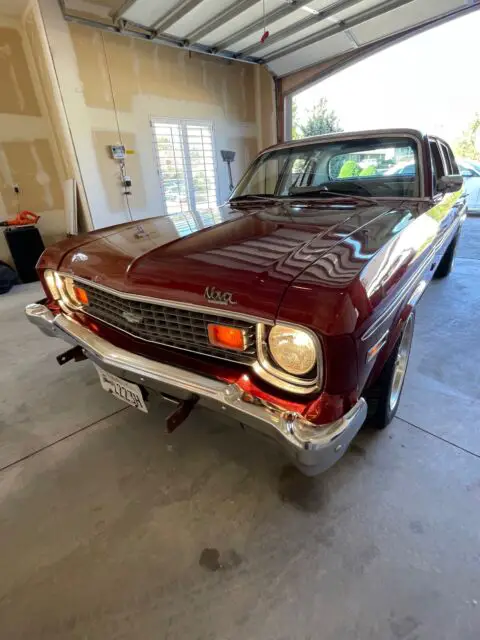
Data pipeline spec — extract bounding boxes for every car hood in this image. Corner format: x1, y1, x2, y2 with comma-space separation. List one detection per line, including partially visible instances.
57, 202, 405, 321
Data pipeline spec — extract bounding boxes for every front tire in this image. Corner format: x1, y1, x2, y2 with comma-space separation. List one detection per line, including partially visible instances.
434, 230, 459, 279
366, 313, 415, 429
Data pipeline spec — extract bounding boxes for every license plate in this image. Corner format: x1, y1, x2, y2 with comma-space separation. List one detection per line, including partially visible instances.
95, 366, 148, 413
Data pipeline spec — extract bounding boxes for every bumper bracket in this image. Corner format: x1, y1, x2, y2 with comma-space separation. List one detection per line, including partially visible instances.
57, 345, 87, 366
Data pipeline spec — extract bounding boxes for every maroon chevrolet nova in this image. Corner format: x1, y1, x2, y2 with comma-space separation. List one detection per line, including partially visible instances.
26, 129, 466, 475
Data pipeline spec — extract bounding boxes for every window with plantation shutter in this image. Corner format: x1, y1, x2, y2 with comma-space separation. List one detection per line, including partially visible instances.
151, 118, 219, 216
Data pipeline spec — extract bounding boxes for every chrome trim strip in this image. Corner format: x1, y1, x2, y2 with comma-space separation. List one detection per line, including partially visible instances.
25, 302, 368, 476
407, 279, 427, 308
366, 330, 389, 363
58, 273, 273, 326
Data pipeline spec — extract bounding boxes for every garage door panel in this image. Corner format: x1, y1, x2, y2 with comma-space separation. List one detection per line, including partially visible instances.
333, 0, 388, 22
253, 20, 350, 57
202, 0, 349, 49
351, 0, 466, 45
268, 32, 354, 76
225, 8, 313, 52
196, 1, 283, 46
122, 0, 181, 26
166, 0, 239, 38
65, 0, 123, 17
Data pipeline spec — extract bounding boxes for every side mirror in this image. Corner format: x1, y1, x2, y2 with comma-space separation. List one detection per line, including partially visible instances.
437, 174, 464, 193
460, 168, 474, 178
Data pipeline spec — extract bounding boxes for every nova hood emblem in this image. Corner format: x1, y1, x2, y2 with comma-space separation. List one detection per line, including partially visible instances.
204, 286, 237, 306
122, 311, 144, 325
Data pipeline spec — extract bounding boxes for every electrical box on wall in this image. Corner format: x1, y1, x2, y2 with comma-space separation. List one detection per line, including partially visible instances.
110, 145, 126, 160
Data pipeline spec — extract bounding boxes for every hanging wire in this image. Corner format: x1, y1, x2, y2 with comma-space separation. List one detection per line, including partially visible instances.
100, 32, 134, 223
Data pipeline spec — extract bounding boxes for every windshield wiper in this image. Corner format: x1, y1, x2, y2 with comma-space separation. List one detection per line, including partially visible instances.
229, 194, 280, 203
288, 187, 378, 206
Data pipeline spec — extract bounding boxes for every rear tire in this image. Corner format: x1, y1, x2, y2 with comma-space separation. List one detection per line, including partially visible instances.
434, 230, 459, 279
365, 313, 415, 430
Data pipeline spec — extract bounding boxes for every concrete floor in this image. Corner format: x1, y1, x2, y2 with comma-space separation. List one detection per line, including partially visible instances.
1, 218, 480, 640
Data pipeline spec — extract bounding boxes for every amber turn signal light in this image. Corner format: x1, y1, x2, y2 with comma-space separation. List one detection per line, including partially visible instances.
74, 286, 89, 305
208, 324, 246, 351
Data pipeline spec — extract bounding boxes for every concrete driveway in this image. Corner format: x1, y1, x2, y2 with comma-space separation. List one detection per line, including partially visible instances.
1, 218, 480, 640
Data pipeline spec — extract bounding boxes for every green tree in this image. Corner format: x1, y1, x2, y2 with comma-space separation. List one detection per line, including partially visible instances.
454, 114, 480, 160
291, 101, 301, 140
294, 97, 343, 139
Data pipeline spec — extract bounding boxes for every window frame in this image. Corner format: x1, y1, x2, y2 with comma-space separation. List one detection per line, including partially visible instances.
444, 141, 459, 175
233, 133, 425, 200
438, 141, 453, 175
428, 138, 446, 194
151, 117, 220, 216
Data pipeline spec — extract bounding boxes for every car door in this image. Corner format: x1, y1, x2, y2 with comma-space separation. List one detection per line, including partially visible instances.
441, 141, 468, 217
428, 138, 465, 261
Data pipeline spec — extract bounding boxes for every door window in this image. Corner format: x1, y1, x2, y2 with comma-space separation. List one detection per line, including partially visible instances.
439, 142, 453, 175
429, 140, 445, 194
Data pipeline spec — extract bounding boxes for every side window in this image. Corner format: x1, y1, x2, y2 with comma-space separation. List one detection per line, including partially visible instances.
439, 142, 453, 175
429, 140, 444, 193
445, 143, 459, 174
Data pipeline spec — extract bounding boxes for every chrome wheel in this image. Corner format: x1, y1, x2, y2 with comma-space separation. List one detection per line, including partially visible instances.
388, 315, 414, 413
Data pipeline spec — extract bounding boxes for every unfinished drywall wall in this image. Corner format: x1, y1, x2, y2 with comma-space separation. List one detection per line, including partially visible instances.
0, 12, 66, 266
37, 0, 276, 230
23, 3, 91, 232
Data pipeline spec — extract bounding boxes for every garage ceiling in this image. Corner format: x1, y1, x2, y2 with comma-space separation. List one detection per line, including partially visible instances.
61, 0, 478, 76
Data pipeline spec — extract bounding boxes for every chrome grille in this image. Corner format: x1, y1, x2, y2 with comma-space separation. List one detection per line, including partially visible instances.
79, 281, 256, 364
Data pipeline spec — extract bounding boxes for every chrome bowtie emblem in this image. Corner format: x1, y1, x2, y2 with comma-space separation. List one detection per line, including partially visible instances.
122, 311, 144, 325
204, 286, 237, 306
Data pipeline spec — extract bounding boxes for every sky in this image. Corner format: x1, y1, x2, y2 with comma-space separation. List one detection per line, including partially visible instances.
294, 9, 480, 146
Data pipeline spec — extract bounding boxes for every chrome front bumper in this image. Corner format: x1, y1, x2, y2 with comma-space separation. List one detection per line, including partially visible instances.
25, 303, 367, 476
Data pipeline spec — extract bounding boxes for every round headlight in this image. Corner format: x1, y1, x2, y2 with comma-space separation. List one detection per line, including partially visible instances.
268, 325, 317, 376
44, 269, 60, 300
56, 276, 88, 309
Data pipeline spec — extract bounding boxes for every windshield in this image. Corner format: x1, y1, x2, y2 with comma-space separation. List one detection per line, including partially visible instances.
232, 136, 421, 200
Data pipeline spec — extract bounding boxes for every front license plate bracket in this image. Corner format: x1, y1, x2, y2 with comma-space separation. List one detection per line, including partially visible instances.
57, 346, 87, 366
166, 395, 199, 433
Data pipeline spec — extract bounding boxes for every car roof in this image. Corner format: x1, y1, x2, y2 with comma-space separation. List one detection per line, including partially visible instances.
264, 128, 426, 153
